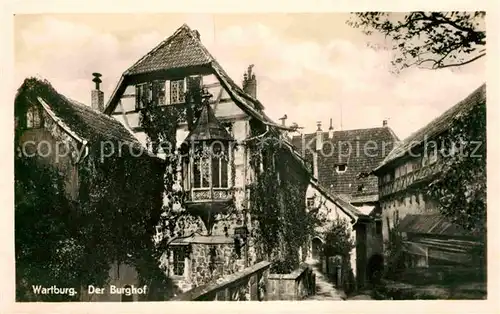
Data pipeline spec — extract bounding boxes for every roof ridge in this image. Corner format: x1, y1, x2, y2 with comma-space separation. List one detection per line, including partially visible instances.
296, 126, 394, 137
374, 83, 486, 171
36, 96, 87, 145
124, 24, 200, 75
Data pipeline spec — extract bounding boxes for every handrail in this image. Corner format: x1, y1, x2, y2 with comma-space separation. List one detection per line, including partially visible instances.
171, 261, 271, 301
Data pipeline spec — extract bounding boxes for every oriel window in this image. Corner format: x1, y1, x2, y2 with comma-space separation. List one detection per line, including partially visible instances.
192, 142, 229, 189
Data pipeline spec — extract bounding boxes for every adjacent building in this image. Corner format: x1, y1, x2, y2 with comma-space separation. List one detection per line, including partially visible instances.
372, 83, 486, 268
292, 120, 399, 287
14, 78, 165, 301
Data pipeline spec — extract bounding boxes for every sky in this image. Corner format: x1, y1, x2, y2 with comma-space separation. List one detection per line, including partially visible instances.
14, 13, 486, 140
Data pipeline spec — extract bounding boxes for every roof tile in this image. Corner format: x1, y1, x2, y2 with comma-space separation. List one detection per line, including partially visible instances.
16, 78, 146, 154
125, 24, 213, 75
292, 127, 399, 199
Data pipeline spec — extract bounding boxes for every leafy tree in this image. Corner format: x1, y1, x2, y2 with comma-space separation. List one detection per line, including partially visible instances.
322, 218, 355, 258
348, 12, 486, 71
427, 99, 486, 246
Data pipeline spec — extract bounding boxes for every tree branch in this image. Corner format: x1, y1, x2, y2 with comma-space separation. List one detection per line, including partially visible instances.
437, 52, 486, 69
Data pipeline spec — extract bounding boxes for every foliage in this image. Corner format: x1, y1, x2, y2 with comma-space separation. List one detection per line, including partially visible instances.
427, 101, 486, 235
77, 154, 165, 298
348, 12, 486, 71
15, 157, 82, 301
427, 99, 486, 264
322, 218, 355, 258
383, 215, 406, 279
14, 78, 165, 301
249, 131, 315, 273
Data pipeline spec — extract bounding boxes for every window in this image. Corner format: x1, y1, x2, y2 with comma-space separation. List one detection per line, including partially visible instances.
383, 173, 391, 183
335, 164, 347, 173
170, 79, 185, 104
357, 184, 366, 192
136, 81, 167, 110
172, 247, 186, 276
26, 105, 42, 128
306, 197, 315, 208
135, 82, 151, 110
192, 143, 229, 189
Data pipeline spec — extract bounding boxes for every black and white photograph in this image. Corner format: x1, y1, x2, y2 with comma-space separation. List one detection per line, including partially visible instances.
4, 4, 493, 309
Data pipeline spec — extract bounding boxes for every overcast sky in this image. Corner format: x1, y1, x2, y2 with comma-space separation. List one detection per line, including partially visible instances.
14, 13, 485, 139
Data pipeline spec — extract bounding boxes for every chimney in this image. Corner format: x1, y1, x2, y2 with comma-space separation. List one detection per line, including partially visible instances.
313, 151, 319, 179
193, 30, 201, 40
328, 118, 334, 139
242, 64, 257, 98
279, 114, 288, 126
383, 119, 388, 127
91, 73, 104, 112
316, 121, 323, 151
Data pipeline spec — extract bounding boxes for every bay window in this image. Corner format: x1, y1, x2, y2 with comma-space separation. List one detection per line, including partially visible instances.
191, 142, 230, 189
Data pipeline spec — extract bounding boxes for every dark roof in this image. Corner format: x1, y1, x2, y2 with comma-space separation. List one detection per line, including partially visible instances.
16, 78, 147, 156
292, 127, 399, 200
375, 83, 486, 172
399, 214, 474, 237
184, 103, 233, 142
125, 24, 213, 76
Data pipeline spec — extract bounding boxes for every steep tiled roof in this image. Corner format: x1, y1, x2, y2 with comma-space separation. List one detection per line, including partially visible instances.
16, 78, 148, 156
375, 83, 486, 172
184, 103, 233, 142
125, 24, 213, 76
104, 24, 306, 171
292, 127, 399, 201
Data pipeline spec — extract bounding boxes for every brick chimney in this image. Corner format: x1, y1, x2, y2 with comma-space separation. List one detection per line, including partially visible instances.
383, 119, 388, 127
91, 73, 104, 112
328, 118, 334, 139
242, 64, 257, 98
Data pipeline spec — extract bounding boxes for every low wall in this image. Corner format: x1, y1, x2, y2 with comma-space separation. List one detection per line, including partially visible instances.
171, 261, 271, 301
267, 264, 316, 300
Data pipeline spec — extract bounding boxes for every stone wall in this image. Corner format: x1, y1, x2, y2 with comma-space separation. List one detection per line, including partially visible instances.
267, 265, 315, 300
381, 191, 439, 249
